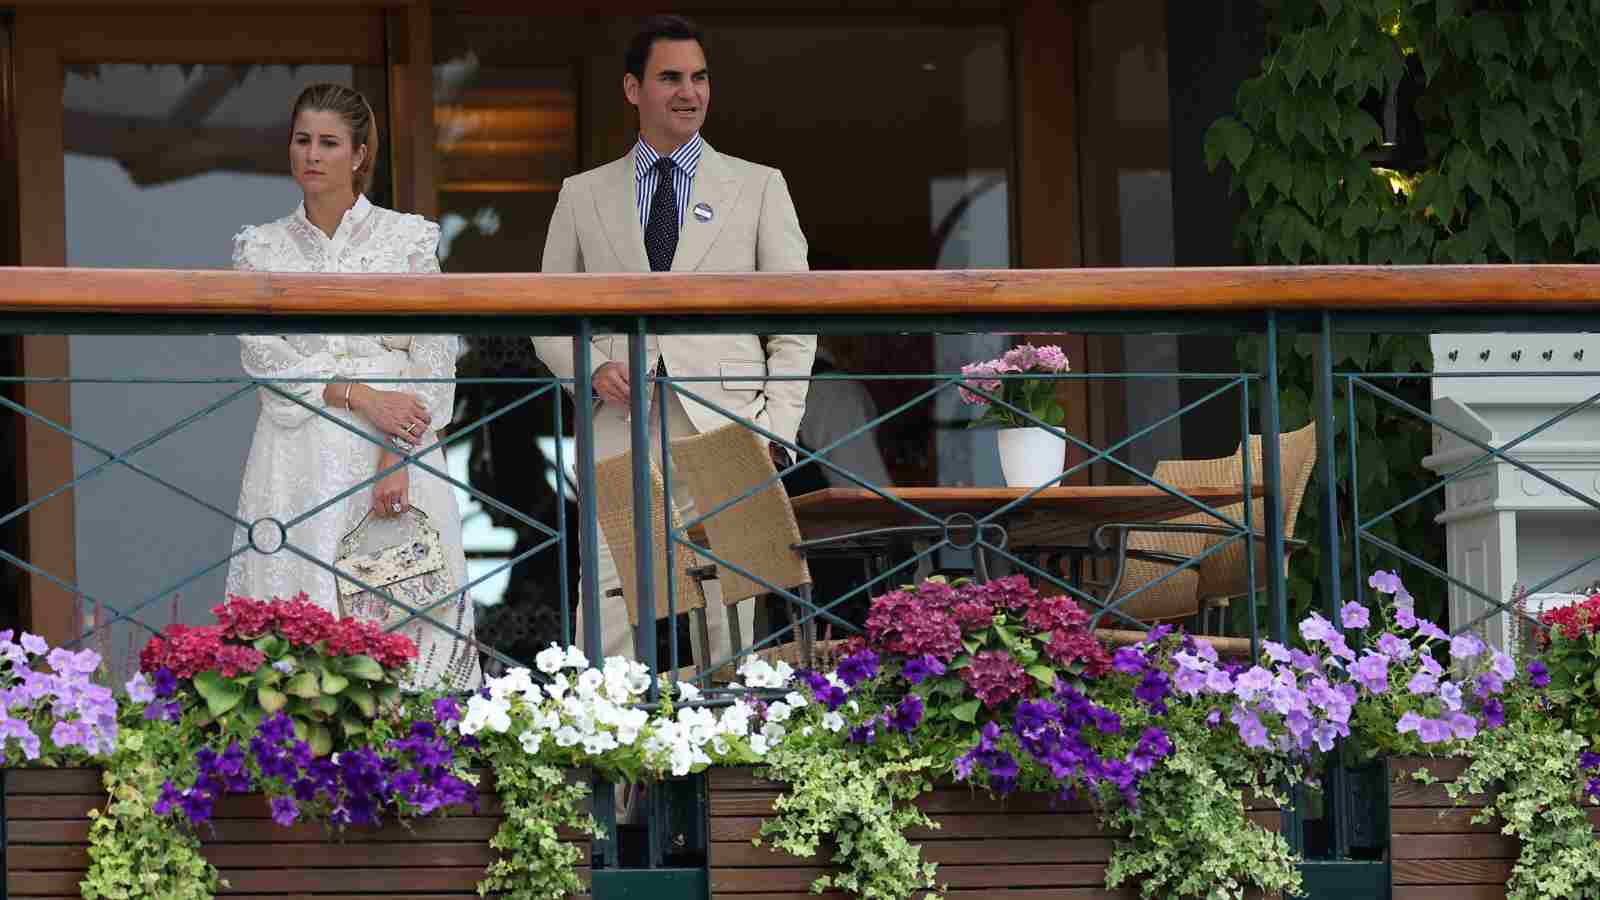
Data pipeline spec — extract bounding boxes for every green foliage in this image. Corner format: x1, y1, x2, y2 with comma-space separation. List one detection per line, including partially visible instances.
1201, 0, 1600, 625
476, 745, 600, 900
1103, 702, 1304, 900
80, 717, 221, 900
1447, 711, 1600, 899
196, 638, 403, 756
757, 738, 941, 900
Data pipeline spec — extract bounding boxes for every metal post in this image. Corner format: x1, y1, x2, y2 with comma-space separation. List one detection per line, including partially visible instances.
1240, 375, 1257, 662
629, 318, 659, 690
659, 375, 679, 683
1262, 311, 1299, 856
573, 321, 617, 869
574, 320, 602, 658
1315, 311, 1355, 861
555, 380, 571, 648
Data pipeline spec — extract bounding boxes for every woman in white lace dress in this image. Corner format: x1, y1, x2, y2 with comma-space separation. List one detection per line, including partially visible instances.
225, 84, 480, 691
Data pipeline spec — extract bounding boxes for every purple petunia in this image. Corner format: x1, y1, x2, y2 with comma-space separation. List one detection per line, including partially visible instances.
1448, 633, 1485, 660
270, 795, 299, 826
1368, 570, 1404, 594
433, 697, 460, 724
901, 654, 946, 685
1351, 653, 1389, 693
1340, 602, 1371, 630
1482, 699, 1505, 730
1528, 660, 1551, 689
837, 649, 880, 688
888, 695, 924, 734
1111, 647, 1147, 675
1376, 633, 1413, 661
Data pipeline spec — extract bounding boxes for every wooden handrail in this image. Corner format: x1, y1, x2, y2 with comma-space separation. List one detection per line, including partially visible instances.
0, 264, 1598, 316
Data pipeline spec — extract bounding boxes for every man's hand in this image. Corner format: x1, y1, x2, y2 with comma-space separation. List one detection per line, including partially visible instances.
594, 361, 631, 407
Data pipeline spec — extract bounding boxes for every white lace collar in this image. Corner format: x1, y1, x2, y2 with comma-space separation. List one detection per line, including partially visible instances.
293, 194, 372, 240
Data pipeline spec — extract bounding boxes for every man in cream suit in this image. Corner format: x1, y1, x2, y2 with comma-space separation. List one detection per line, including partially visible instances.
533, 14, 816, 664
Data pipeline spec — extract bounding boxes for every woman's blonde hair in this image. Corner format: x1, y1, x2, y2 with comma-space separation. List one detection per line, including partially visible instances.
289, 83, 379, 195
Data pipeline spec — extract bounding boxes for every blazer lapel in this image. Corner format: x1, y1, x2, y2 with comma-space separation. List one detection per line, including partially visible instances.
593, 155, 650, 272
671, 143, 745, 272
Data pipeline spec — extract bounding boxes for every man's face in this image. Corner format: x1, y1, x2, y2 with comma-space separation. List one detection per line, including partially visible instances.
625, 38, 709, 151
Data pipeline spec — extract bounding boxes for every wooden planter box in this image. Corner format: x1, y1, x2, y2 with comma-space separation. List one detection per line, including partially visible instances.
1389, 756, 1600, 900
3, 767, 591, 899
707, 767, 1280, 899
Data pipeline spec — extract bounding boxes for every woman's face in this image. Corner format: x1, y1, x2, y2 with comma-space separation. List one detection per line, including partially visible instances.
289, 108, 365, 198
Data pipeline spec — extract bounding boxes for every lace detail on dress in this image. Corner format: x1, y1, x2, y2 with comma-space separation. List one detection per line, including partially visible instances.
226, 199, 480, 691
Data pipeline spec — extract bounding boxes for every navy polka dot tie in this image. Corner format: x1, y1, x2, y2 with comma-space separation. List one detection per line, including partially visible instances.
644, 157, 679, 272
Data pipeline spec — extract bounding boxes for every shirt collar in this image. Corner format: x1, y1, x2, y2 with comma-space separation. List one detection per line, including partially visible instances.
293, 194, 373, 240
634, 133, 703, 181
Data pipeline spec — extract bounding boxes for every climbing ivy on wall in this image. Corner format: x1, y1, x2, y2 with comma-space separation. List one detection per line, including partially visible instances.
1205, 0, 1600, 626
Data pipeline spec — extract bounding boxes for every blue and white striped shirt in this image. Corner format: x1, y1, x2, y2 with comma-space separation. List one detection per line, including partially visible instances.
633, 132, 703, 231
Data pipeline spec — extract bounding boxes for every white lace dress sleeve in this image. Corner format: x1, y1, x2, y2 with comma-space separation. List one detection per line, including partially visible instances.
397, 220, 457, 430
233, 225, 350, 428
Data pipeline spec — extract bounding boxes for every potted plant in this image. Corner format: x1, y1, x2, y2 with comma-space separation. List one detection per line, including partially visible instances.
960, 343, 1071, 487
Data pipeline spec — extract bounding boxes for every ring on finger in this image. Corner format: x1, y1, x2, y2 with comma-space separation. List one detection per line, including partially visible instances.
390, 500, 403, 514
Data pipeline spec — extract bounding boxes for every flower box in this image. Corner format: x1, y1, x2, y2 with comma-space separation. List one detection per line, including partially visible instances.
3, 767, 592, 898
1388, 756, 1600, 899
706, 767, 1280, 899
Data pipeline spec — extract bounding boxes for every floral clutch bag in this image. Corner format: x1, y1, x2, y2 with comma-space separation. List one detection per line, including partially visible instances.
333, 507, 452, 626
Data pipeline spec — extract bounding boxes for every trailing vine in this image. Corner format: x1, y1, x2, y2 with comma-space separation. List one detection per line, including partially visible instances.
478, 755, 599, 900
1205, 0, 1600, 625
757, 740, 940, 900
1436, 713, 1600, 900
80, 717, 221, 899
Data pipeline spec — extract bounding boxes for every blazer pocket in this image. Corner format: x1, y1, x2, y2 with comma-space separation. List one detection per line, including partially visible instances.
719, 358, 767, 393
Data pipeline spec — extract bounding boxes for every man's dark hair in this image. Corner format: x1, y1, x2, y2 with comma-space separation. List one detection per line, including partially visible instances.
625, 15, 706, 81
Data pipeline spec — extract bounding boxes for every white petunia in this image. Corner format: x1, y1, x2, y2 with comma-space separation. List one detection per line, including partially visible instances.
675, 680, 702, 702
562, 646, 590, 671
462, 694, 512, 734
554, 725, 583, 747
711, 736, 730, 756
576, 669, 605, 699
761, 721, 787, 744
546, 673, 570, 701
822, 711, 846, 733
765, 701, 793, 723
519, 730, 543, 754
535, 643, 566, 675
582, 732, 619, 755
784, 691, 807, 708
749, 734, 770, 756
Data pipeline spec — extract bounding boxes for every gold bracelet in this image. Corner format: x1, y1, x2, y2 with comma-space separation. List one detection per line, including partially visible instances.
343, 381, 355, 409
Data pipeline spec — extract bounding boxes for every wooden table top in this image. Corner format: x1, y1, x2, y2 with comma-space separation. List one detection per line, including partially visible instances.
789, 484, 1261, 548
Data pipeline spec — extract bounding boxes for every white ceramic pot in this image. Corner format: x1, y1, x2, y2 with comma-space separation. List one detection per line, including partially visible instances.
996, 426, 1067, 488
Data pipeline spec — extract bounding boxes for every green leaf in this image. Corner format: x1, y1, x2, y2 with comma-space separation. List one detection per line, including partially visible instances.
320, 671, 350, 695
1025, 664, 1057, 688
256, 686, 288, 714
252, 634, 288, 657
340, 716, 368, 737
949, 700, 981, 723
311, 694, 339, 717
1204, 118, 1253, 172
1487, 199, 1517, 260
308, 724, 333, 757
284, 671, 320, 699
342, 654, 385, 682
192, 670, 244, 719
344, 684, 377, 717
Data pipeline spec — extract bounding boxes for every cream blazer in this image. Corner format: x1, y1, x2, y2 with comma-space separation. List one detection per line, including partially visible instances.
532, 142, 816, 446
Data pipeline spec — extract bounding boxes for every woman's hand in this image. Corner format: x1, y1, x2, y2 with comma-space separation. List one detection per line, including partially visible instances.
350, 384, 431, 440
373, 451, 409, 517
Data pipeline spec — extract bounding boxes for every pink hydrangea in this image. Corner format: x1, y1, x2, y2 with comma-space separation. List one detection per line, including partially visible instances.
960, 650, 1032, 708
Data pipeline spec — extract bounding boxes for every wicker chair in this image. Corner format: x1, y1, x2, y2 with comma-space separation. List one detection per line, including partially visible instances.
1090, 422, 1319, 643
670, 424, 847, 677
593, 453, 715, 680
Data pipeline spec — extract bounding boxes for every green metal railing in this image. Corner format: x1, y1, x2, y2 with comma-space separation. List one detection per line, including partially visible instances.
6, 265, 1600, 898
